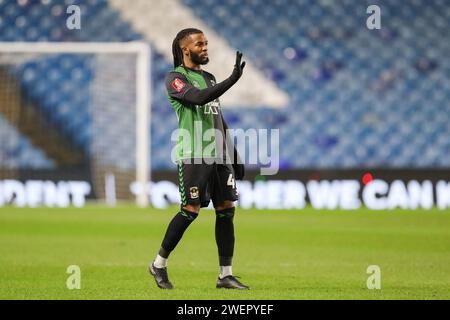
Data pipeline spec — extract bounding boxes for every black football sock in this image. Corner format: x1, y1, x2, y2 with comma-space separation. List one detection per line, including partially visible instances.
159, 208, 198, 259
215, 207, 235, 268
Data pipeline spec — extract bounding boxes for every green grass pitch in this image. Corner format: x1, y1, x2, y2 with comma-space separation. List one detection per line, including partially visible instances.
0, 206, 449, 300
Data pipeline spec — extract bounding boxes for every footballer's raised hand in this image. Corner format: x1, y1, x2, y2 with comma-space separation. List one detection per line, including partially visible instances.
231, 51, 246, 81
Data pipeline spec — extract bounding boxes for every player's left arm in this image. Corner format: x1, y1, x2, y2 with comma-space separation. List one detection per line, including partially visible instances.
182, 51, 246, 105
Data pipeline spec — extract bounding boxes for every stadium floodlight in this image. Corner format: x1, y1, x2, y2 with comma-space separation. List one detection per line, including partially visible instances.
0, 42, 151, 207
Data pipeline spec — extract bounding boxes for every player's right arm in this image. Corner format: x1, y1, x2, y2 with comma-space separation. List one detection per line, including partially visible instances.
165, 51, 246, 106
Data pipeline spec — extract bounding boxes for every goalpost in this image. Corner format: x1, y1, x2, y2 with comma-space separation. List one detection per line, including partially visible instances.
0, 42, 151, 207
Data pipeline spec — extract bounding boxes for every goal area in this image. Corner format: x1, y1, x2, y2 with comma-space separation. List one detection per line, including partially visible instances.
0, 42, 151, 207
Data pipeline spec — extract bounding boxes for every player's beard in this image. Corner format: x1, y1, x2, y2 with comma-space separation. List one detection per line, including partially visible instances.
190, 50, 209, 65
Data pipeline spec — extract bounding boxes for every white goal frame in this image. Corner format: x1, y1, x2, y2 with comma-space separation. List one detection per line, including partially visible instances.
0, 42, 151, 207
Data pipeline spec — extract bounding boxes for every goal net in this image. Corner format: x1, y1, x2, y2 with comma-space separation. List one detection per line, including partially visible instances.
0, 42, 151, 207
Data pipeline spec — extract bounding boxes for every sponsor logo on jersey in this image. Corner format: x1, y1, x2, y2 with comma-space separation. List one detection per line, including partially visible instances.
204, 100, 220, 114
172, 78, 186, 92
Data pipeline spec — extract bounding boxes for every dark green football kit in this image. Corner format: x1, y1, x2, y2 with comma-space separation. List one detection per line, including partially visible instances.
165, 66, 238, 208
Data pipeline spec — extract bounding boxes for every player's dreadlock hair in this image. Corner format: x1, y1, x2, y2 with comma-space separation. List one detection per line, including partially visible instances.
172, 28, 203, 69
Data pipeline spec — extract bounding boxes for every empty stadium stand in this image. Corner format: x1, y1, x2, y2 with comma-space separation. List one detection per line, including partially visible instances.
0, 0, 449, 170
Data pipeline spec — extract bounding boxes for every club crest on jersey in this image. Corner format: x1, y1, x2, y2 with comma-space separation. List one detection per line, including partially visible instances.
172, 78, 186, 92
190, 187, 199, 199
192, 80, 200, 88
